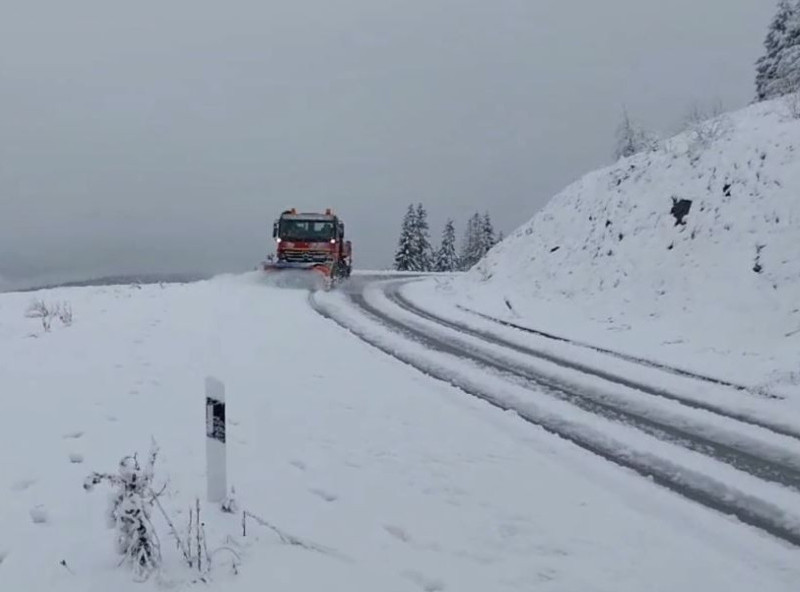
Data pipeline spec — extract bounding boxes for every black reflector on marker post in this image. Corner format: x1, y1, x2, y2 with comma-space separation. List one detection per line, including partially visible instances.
205, 376, 226, 503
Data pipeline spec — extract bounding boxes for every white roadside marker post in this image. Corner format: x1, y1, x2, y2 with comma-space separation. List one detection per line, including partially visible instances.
205, 376, 227, 504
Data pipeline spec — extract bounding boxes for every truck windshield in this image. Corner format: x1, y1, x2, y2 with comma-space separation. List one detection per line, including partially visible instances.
279, 219, 335, 241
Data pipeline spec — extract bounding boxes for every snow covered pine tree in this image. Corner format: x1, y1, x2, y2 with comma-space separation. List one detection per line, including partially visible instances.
434, 218, 458, 271
411, 203, 433, 272
755, 0, 800, 101
459, 212, 498, 270
393, 204, 417, 271
614, 108, 658, 160
481, 212, 496, 255
459, 213, 483, 271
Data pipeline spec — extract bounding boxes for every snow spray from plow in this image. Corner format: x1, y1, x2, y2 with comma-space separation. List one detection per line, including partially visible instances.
259, 267, 332, 291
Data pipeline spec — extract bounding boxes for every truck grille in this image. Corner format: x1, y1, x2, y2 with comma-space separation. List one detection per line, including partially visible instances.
280, 250, 332, 263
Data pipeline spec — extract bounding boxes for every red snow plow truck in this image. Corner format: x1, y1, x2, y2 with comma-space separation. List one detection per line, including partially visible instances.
259, 208, 352, 289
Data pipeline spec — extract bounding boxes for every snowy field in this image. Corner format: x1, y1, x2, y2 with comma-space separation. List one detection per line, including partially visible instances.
1, 274, 799, 591
424, 98, 800, 400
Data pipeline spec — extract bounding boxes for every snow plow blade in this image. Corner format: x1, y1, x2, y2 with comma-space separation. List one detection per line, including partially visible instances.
258, 261, 333, 291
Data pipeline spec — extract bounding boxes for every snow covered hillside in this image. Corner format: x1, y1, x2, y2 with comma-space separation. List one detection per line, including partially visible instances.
420, 98, 800, 395
2, 275, 799, 591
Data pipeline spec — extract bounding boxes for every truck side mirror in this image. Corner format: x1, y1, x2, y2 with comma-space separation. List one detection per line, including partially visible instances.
272, 222, 278, 238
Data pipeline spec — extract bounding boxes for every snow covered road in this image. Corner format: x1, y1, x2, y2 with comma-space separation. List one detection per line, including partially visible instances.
312, 276, 800, 548
1, 273, 799, 590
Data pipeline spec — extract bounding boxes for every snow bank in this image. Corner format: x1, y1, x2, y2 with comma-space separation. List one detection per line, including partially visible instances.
439, 98, 800, 390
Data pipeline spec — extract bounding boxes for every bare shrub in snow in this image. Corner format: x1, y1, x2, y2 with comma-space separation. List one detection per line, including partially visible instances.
684, 100, 730, 151
83, 444, 163, 581
25, 299, 73, 330
83, 442, 235, 582
686, 98, 724, 122
55, 302, 73, 326
178, 498, 211, 573
25, 299, 55, 332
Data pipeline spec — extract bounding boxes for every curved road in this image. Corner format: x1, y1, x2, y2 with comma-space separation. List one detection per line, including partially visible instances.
310, 274, 800, 548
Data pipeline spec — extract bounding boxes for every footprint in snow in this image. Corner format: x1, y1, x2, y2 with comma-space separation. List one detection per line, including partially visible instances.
402, 570, 446, 592
309, 488, 338, 502
29, 506, 49, 525
289, 460, 307, 471
384, 524, 412, 543
62, 431, 84, 439
535, 568, 558, 583
0, 549, 8, 565
106, 415, 118, 423
11, 478, 37, 492
68, 453, 84, 464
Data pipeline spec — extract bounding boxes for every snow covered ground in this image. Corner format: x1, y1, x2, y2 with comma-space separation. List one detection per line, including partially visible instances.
1, 274, 799, 591
417, 98, 800, 400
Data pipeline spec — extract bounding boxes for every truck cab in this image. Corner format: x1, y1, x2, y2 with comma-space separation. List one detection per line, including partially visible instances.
271, 209, 352, 278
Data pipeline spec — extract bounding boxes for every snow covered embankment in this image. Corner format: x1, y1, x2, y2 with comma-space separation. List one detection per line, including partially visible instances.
425, 99, 800, 396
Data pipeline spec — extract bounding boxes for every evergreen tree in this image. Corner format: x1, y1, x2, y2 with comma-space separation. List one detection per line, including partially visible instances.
755, 0, 800, 101
614, 109, 638, 159
393, 204, 416, 271
480, 212, 496, 253
457, 214, 471, 271
411, 203, 433, 271
613, 108, 658, 160
434, 219, 458, 272
459, 212, 483, 271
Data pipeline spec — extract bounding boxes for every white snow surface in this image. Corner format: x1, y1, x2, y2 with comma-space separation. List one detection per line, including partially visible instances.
1, 274, 799, 591
318, 284, 800, 520
434, 98, 800, 397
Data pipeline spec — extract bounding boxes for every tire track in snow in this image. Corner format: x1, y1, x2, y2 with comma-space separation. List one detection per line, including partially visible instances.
308, 285, 800, 548
396, 288, 800, 441
457, 304, 753, 393
377, 286, 800, 491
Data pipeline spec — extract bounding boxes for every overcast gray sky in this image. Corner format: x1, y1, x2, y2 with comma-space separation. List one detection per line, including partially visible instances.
0, 0, 776, 287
